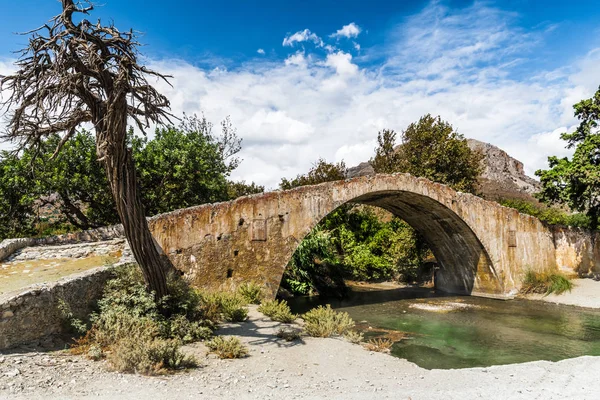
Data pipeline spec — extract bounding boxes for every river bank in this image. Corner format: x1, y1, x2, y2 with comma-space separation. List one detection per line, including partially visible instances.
523, 278, 600, 309
1, 306, 598, 400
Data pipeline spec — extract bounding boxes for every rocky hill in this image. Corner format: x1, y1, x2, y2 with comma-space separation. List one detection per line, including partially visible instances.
466, 139, 540, 202
346, 139, 540, 202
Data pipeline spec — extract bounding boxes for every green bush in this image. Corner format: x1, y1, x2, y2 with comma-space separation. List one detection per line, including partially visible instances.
258, 299, 297, 323
206, 336, 249, 359
107, 336, 197, 375
237, 282, 263, 304
199, 292, 248, 322
521, 269, 574, 295
302, 305, 355, 337
71, 265, 213, 374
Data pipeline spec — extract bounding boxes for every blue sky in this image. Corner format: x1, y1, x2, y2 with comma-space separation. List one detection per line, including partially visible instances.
1, 0, 600, 187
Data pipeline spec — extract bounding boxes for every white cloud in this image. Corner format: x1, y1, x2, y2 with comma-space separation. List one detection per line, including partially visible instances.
353, 42, 361, 51
2, 2, 599, 191
331, 23, 362, 39
323, 51, 358, 76
257, 48, 265, 55
282, 29, 324, 47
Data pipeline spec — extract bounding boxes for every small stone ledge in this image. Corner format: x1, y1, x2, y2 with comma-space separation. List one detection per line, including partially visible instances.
0, 265, 117, 351
0, 238, 37, 262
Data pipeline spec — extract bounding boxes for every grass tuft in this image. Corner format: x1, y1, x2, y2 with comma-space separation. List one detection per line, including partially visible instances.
258, 299, 297, 323
363, 337, 394, 353
302, 305, 355, 338
521, 269, 574, 295
206, 336, 249, 359
237, 282, 264, 304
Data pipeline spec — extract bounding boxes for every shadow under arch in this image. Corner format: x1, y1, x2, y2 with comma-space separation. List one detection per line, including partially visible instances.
280, 189, 502, 297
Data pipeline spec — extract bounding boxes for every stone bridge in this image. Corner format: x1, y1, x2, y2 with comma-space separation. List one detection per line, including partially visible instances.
148, 173, 564, 299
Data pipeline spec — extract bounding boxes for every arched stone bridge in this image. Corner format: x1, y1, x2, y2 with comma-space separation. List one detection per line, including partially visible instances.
148, 173, 562, 299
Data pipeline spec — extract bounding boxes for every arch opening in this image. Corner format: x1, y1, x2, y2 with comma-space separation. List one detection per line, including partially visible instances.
278, 189, 501, 298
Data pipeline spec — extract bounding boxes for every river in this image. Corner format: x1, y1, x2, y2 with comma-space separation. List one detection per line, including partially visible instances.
287, 284, 600, 369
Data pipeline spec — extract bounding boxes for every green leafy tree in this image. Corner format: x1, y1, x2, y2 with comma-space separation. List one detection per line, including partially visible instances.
280, 158, 346, 190
132, 114, 243, 216
372, 114, 482, 194
0, 152, 37, 239
536, 86, 600, 229
371, 129, 403, 174
226, 181, 265, 199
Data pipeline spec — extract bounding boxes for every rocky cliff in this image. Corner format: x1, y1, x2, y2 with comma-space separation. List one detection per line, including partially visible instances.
466, 139, 540, 201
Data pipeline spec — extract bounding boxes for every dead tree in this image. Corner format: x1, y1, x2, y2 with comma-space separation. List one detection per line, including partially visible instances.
0, 0, 173, 298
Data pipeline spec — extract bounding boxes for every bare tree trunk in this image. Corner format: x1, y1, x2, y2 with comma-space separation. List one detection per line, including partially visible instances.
97, 102, 169, 299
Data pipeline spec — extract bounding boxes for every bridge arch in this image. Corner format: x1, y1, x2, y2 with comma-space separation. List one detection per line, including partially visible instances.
284, 189, 499, 296
149, 173, 558, 299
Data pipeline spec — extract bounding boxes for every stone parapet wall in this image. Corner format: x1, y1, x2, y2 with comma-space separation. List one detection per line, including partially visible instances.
37, 225, 125, 246
0, 266, 115, 350
0, 238, 37, 262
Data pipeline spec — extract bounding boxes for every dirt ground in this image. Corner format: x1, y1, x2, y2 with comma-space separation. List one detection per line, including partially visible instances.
1, 306, 598, 400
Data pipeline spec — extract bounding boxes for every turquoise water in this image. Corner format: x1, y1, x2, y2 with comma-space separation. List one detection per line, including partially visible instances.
287, 286, 600, 369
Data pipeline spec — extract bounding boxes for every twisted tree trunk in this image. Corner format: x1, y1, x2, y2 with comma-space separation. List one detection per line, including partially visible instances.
96, 101, 169, 299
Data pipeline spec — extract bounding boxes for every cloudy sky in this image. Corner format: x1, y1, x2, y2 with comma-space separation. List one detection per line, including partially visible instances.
1, 0, 599, 188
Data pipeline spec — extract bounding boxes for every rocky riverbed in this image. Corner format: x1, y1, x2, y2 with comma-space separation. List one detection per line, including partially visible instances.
0, 306, 598, 400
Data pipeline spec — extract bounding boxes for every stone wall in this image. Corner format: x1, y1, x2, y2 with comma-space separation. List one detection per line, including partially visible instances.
0, 266, 115, 350
552, 225, 600, 278
0, 238, 37, 262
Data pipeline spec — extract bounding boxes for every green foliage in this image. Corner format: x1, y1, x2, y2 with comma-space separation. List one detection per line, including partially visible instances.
0, 114, 263, 241
72, 265, 215, 374
521, 269, 573, 295
237, 282, 264, 305
206, 336, 249, 359
499, 198, 590, 228
131, 114, 242, 216
199, 292, 249, 322
227, 180, 265, 199
302, 305, 355, 337
371, 114, 483, 194
280, 158, 346, 190
258, 299, 297, 323
57, 298, 88, 335
371, 129, 403, 174
536, 86, 600, 229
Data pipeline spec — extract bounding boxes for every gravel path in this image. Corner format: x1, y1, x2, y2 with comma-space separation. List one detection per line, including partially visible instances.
1, 306, 598, 400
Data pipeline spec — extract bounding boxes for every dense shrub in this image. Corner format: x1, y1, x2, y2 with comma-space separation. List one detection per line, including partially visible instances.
199, 292, 248, 322
237, 282, 263, 304
343, 330, 364, 344
302, 305, 355, 337
70, 264, 215, 374
206, 336, 249, 359
258, 299, 297, 323
521, 269, 573, 295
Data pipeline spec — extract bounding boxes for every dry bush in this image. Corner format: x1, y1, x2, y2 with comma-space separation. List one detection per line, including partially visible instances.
302, 305, 355, 338
343, 330, 364, 344
276, 328, 302, 341
364, 337, 394, 353
237, 282, 264, 304
206, 336, 249, 359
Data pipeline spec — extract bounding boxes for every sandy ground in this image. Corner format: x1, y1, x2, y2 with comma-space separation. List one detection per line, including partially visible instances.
525, 278, 600, 309
1, 306, 599, 400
